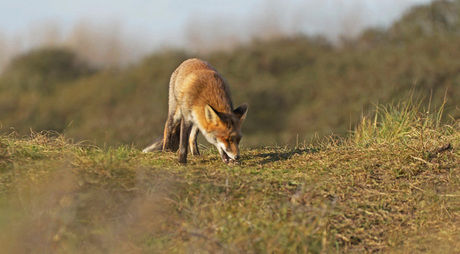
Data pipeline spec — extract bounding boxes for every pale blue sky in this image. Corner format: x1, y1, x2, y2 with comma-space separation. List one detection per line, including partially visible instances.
0, 0, 432, 66
1, 0, 432, 40
1, 1, 262, 38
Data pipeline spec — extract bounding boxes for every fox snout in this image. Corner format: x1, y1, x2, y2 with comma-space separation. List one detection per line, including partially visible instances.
218, 145, 241, 163
225, 149, 240, 160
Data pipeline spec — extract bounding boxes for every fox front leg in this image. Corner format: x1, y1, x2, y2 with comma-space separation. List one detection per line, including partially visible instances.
178, 118, 193, 164
189, 125, 200, 156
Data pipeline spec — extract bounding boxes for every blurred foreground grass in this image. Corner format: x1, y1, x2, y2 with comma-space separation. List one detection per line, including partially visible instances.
1, 100, 459, 253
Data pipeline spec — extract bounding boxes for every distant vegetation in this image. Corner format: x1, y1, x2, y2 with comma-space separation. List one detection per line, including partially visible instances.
1, 0, 460, 148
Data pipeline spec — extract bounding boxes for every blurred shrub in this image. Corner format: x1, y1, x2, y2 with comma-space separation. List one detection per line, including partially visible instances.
390, 0, 460, 40
0, 48, 94, 132
0, 48, 94, 94
44, 50, 190, 144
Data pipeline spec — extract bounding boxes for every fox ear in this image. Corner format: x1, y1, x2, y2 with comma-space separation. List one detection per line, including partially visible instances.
233, 103, 248, 124
205, 104, 221, 125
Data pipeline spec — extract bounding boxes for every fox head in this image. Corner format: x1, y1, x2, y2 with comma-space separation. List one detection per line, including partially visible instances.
203, 103, 248, 163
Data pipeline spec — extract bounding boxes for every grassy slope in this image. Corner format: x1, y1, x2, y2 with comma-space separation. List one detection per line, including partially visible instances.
1, 103, 459, 253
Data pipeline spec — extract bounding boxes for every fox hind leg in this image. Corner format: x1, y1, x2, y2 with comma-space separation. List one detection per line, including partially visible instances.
179, 118, 193, 164
166, 120, 181, 152
163, 73, 180, 152
143, 117, 180, 153
162, 111, 181, 152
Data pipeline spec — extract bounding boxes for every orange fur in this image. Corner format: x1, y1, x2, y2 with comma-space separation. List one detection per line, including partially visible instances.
143, 58, 248, 164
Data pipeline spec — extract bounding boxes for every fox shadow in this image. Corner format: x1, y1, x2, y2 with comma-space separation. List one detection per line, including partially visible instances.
252, 147, 318, 165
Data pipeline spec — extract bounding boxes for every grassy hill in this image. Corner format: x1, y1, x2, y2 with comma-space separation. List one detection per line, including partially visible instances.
1, 1, 460, 252
1, 101, 459, 253
1, 0, 460, 148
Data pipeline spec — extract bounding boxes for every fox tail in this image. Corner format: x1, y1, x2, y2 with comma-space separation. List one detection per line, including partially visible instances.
142, 134, 164, 153
143, 124, 180, 153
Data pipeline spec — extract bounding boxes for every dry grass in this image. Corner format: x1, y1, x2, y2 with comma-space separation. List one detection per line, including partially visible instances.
0, 101, 459, 253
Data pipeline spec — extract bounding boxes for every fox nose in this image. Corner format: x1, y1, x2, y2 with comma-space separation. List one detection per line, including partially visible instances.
234, 155, 240, 160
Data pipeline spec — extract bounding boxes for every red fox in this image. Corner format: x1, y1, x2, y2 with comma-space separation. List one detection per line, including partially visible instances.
143, 58, 248, 164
